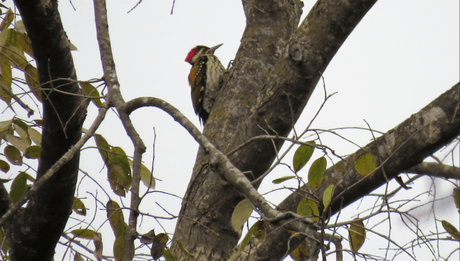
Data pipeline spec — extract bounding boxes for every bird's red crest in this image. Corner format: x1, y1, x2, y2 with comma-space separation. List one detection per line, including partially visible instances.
185, 48, 198, 62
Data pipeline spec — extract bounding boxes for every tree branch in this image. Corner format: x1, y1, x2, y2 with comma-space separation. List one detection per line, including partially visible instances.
249, 83, 460, 260
407, 162, 460, 180
93, 0, 146, 259
0, 183, 11, 219
0, 105, 107, 228
125, 96, 323, 261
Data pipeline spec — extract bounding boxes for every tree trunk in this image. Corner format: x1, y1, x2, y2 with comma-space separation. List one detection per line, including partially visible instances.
5, 1, 87, 260
171, 0, 377, 259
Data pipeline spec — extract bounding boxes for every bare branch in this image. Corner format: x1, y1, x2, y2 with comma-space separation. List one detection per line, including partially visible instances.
407, 162, 460, 180
0, 81, 34, 117
93, 0, 146, 259
0, 105, 107, 227
252, 83, 460, 259
124, 96, 326, 260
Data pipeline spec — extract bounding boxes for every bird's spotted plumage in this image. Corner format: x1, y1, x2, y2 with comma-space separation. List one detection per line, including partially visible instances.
185, 44, 225, 124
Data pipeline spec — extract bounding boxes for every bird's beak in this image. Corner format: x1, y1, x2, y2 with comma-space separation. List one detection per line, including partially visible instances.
207, 43, 223, 54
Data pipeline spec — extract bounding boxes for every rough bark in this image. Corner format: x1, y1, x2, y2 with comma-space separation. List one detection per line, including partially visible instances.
0, 184, 10, 218
407, 162, 460, 180
279, 82, 460, 216
5, 0, 87, 260
171, 0, 377, 260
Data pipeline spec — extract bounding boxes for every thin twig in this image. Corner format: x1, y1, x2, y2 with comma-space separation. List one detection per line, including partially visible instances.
0, 105, 108, 227
123, 96, 322, 251
0, 81, 33, 116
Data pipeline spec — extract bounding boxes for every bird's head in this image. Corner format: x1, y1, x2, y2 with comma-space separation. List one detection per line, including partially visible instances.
185, 43, 223, 65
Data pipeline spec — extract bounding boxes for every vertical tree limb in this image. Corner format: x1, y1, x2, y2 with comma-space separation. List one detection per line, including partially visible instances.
93, 0, 146, 259
7, 0, 88, 260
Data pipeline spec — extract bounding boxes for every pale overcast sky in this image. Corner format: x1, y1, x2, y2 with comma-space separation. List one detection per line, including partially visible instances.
1, 0, 459, 260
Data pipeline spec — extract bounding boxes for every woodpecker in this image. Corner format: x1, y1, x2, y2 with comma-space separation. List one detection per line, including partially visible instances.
185, 44, 225, 124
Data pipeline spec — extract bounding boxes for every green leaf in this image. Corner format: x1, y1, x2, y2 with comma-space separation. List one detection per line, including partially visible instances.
140, 163, 155, 189
162, 248, 176, 261
252, 220, 266, 241
0, 29, 27, 71
308, 157, 327, 189
0, 179, 12, 184
4, 145, 22, 166
106, 146, 132, 195
5, 134, 29, 153
151, 233, 169, 261
17, 32, 34, 58
0, 160, 9, 173
297, 198, 319, 221
25, 173, 35, 182
106, 200, 127, 237
0, 29, 7, 51
71, 229, 96, 239
3, 44, 27, 70
322, 184, 335, 210
80, 81, 103, 108
239, 222, 256, 251
94, 134, 110, 164
140, 229, 155, 244
130, 160, 155, 189
293, 143, 315, 173
6, 29, 19, 47
0, 119, 12, 133
348, 219, 366, 254
290, 241, 310, 261
114, 233, 126, 261
442, 220, 460, 241
12, 119, 28, 131
238, 221, 266, 251
231, 199, 253, 235
355, 153, 376, 176
0, 8, 14, 31
73, 197, 87, 216
24, 64, 42, 101
114, 221, 128, 241
272, 175, 296, 184
9, 172, 28, 202
453, 187, 460, 214
27, 127, 41, 145
12, 123, 29, 145
109, 147, 131, 175
74, 252, 84, 261
25, 145, 41, 159
0, 227, 9, 254
108, 163, 131, 197
0, 54, 12, 105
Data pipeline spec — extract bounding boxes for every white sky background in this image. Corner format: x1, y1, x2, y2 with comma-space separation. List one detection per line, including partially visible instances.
0, 0, 459, 260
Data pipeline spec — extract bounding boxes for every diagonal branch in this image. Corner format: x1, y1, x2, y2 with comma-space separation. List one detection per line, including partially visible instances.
124, 96, 321, 261
248, 83, 460, 260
